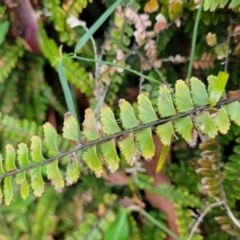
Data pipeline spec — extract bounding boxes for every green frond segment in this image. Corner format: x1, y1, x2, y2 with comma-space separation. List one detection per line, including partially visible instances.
65, 154, 80, 185
156, 122, 175, 146
101, 140, 120, 173
135, 128, 155, 160
174, 116, 194, 145
190, 77, 209, 106
209, 71, 228, 107
82, 145, 103, 177
119, 99, 139, 129
212, 107, 230, 134
224, 101, 240, 127
83, 108, 101, 141
46, 160, 64, 192
158, 85, 177, 117
31, 136, 44, 163
15, 172, 30, 200
5, 144, 16, 172
175, 80, 194, 112
17, 143, 30, 167
195, 112, 218, 139
118, 133, 137, 165
100, 106, 121, 136
30, 166, 45, 197
156, 145, 170, 173
43, 123, 60, 157
0, 40, 24, 83
63, 114, 80, 142
138, 94, 158, 124
0, 155, 5, 204
4, 176, 13, 206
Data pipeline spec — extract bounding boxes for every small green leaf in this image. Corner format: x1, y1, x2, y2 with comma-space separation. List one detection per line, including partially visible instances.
83, 108, 101, 141
100, 106, 121, 136
212, 107, 230, 134
190, 77, 209, 106
65, 157, 80, 185
169, 0, 183, 20
4, 176, 13, 206
224, 102, 240, 127
156, 122, 175, 146
82, 145, 103, 177
195, 112, 218, 138
104, 208, 129, 240
135, 128, 155, 159
15, 172, 30, 199
101, 140, 120, 173
209, 71, 229, 107
31, 136, 44, 163
175, 80, 194, 112
43, 123, 59, 156
0, 21, 10, 46
63, 114, 80, 142
156, 145, 170, 173
46, 160, 64, 192
158, 85, 176, 117
119, 99, 138, 129
17, 143, 30, 167
138, 94, 158, 123
174, 116, 194, 143
229, 0, 240, 8
5, 144, 16, 172
219, 0, 228, 8
30, 166, 45, 197
118, 133, 137, 165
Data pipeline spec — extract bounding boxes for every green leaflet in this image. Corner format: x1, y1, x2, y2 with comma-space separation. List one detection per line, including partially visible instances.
156, 145, 170, 173
224, 101, 240, 127
174, 116, 194, 144
0, 156, 4, 204
190, 77, 209, 106
46, 160, 64, 192
15, 172, 30, 199
82, 145, 103, 177
30, 166, 45, 197
100, 106, 121, 136
65, 157, 80, 185
83, 108, 101, 141
17, 143, 30, 167
169, 0, 183, 20
31, 136, 44, 163
104, 208, 130, 240
0, 21, 10, 46
119, 99, 138, 129
175, 80, 194, 112
135, 128, 155, 160
195, 112, 218, 139
138, 94, 158, 124
4, 176, 13, 206
209, 71, 228, 107
219, 0, 228, 8
43, 123, 59, 157
5, 144, 16, 172
212, 107, 230, 134
118, 133, 137, 165
158, 85, 176, 117
63, 114, 80, 142
229, 0, 240, 8
156, 122, 175, 146
101, 140, 120, 173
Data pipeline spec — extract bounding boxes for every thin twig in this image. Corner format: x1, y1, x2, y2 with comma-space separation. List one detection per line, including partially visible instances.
187, 201, 224, 240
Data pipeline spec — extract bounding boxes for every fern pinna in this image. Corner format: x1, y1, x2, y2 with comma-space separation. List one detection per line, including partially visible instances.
0, 71, 240, 206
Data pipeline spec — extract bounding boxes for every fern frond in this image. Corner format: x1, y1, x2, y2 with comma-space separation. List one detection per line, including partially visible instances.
193, 53, 216, 70
0, 72, 240, 205
0, 40, 24, 83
